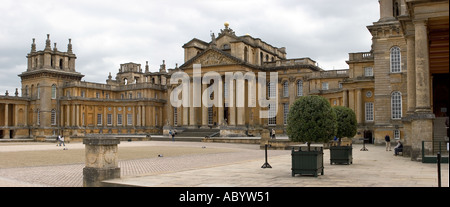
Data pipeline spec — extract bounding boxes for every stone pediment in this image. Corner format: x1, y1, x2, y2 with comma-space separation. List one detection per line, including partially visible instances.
180, 48, 242, 69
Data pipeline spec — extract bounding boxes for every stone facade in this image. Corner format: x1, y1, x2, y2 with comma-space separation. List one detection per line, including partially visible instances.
0, 1, 448, 161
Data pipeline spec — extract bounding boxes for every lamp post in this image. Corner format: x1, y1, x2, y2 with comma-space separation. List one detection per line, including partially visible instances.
261, 143, 272, 168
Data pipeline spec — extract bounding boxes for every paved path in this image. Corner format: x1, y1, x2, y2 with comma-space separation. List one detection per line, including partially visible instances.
0, 141, 448, 187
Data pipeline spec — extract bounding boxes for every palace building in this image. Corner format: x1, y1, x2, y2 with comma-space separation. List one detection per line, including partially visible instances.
0, 0, 448, 161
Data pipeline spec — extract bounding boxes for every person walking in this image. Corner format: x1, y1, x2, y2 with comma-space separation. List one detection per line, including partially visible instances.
385, 134, 391, 151
59, 136, 65, 147
271, 129, 276, 139
170, 130, 175, 142
56, 135, 61, 146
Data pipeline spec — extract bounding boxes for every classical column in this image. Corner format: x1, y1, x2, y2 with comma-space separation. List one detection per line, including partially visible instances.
343, 89, 349, 107
406, 34, 416, 114
4, 104, 10, 138
229, 91, 236, 126
414, 20, 431, 113
142, 105, 146, 126
356, 89, 363, 124
236, 80, 245, 126
65, 104, 70, 126
76, 104, 80, 126
182, 106, 188, 126
4, 103, 8, 127
189, 81, 196, 126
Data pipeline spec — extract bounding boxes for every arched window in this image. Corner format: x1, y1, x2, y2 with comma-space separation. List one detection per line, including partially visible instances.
59, 59, 63, 69
51, 84, 57, 99
390, 46, 401, 73
391, 91, 402, 119
51, 109, 56, 125
283, 81, 289, 97
25, 85, 29, 97
297, 80, 303, 97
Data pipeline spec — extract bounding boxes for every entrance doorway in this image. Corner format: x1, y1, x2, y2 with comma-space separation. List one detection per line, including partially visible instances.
364, 130, 373, 144
432, 74, 449, 117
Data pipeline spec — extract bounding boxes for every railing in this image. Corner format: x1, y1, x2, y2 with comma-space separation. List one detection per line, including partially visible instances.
422, 141, 449, 163
348, 52, 373, 62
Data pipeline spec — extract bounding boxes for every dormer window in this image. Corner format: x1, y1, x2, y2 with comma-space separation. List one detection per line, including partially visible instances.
222, 44, 230, 50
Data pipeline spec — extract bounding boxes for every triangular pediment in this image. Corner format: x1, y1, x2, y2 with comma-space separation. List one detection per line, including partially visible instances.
180, 48, 243, 69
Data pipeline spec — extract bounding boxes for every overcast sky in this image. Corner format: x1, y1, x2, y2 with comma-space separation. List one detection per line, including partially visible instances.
0, 0, 379, 95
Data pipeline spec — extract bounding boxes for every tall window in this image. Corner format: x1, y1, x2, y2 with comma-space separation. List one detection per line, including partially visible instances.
117, 114, 123, 125
107, 114, 112, 125
51, 109, 56, 125
37, 109, 40, 125
391, 91, 402, 119
283, 103, 289, 125
173, 107, 178, 126
365, 102, 374, 122
37, 84, 40, 99
97, 114, 102, 125
208, 107, 213, 125
297, 80, 303, 96
127, 114, 132, 126
390, 46, 401, 73
283, 81, 289, 97
51, 84, 56, 99
268, 82, 276, 98
244, 47, 248, 62
268, 104, 276, 126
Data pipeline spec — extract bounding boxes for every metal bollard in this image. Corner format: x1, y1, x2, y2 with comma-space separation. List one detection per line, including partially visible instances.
437, 152, 441, 187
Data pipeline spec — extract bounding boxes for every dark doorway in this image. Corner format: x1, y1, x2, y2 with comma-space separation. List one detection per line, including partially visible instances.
432, 73, 449, 117
224, 107, 229, 125
364, 130, 373, 144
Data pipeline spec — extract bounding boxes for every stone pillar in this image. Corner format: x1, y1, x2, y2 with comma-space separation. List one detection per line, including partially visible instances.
406, 34, 416, 114
83, 137, 120, 187
356, 88, 363, 124
4, 104, 10, 138
343, 89, 348, 107
202, 83, 208, 127
414, 20, 431, 113
379, 0, 394, 21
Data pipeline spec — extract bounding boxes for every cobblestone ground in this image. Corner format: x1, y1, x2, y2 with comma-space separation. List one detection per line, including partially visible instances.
0, 141, 287, 187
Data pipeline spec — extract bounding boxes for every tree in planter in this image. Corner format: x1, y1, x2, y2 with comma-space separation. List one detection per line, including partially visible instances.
286, 95, 337, 151
333, 106, 357, 145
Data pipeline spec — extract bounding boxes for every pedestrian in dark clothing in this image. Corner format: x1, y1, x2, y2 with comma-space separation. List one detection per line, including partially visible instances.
394, 140, 403, 156
385, 134, 391, 151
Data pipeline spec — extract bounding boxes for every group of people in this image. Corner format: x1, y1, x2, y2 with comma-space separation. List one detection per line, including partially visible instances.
384, 134, 403, 156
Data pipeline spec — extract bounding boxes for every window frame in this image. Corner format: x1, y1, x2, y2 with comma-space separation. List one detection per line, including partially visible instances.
390, 46, 401, 73
391, 91, 402, 119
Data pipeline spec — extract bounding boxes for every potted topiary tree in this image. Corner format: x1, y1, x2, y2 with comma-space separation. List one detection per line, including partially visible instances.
286, 95, 337, 177
330, 106, 357, 165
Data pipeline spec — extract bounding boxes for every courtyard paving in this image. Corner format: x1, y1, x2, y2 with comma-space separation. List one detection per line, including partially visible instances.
0, 140, 448, 187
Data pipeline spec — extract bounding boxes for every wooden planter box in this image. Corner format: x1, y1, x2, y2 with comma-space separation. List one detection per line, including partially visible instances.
291, 147, 324, 177
330, 145, 353, 165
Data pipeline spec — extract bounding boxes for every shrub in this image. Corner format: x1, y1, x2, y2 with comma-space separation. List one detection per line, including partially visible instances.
333, 106, 357, 144
286, 95, 337, 151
